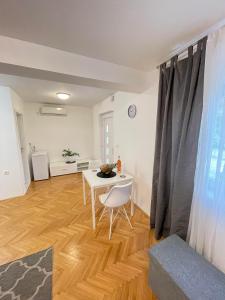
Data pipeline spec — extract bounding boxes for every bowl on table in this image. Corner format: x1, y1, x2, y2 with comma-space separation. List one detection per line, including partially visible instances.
100, 163, 116, 175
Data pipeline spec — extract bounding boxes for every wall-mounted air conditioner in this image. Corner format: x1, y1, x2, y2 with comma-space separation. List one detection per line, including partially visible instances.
40, 106, 67, 116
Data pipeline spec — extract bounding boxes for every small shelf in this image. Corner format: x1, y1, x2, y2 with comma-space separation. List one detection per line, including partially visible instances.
77, 167, 89, 171
77, 161, 89, 172
77, 160, 89, 172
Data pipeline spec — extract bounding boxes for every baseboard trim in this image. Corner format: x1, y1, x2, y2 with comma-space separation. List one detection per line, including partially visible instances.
134, 203, 150, 218
25, 180, 31, 192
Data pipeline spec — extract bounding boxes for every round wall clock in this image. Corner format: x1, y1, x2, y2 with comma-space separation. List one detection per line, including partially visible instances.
128, 104, 137, 119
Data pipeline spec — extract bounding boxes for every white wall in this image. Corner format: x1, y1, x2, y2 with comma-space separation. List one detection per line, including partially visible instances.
0, 87, 29, 200
24, 103, 93, 162
93, 70, 159, 215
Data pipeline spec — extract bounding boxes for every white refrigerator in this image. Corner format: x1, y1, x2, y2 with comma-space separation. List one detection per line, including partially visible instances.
32, 151, 49, 181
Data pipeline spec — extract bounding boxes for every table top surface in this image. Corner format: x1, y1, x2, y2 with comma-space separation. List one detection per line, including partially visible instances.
83, 169, 133, 188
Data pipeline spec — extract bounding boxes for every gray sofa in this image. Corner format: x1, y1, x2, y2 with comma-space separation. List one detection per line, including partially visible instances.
149, 235, 225, 300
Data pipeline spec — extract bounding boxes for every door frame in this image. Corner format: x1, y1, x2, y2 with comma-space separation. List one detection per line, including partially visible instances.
15, 112, 30, 188
100, 111, 114, 164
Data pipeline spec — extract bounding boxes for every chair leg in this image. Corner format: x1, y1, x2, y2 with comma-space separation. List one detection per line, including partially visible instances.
109, 208, 114, 240
99, 206, 107, 222
112, 208, 120, 225
123, 206, 133, 229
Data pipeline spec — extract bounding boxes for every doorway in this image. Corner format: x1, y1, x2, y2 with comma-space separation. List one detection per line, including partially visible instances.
101, 112, 114, 163
16, 113, 30, 188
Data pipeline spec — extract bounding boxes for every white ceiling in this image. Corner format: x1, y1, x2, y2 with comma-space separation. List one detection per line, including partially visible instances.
0, 74, 114, 106
0, 0, 224, 70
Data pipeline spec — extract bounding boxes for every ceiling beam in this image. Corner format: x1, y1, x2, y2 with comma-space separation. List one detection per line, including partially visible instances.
0, 36, 151, 92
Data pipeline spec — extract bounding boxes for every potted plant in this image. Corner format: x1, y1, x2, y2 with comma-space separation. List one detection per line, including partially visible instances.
62, 148, 79, 164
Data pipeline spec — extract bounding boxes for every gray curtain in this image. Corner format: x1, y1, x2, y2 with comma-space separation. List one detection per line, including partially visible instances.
150, 37, 207, 240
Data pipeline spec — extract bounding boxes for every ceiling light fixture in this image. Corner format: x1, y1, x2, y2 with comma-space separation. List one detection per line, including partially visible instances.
56, 92, 70, 100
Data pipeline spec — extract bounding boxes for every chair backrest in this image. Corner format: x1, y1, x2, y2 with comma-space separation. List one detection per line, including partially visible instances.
104, 182, 132, 208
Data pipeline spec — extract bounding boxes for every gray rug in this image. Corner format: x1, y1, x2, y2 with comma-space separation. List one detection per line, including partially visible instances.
0, 248, 52, 300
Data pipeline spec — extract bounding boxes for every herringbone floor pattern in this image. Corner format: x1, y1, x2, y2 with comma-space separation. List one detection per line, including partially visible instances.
0, 174, 157, 299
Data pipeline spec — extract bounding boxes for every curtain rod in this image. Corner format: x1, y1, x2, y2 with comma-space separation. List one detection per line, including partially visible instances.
156, 41, 199, 69
156, 18, 225, 69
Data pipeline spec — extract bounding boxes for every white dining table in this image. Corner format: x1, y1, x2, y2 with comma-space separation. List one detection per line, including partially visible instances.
82, 169, 134, 229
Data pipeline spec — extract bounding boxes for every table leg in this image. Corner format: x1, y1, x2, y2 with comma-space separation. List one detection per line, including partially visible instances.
82, 173, 86, 206
91, 187, 96, 230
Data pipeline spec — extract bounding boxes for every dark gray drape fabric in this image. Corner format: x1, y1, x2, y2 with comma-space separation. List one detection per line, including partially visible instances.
150, 37, 207, 240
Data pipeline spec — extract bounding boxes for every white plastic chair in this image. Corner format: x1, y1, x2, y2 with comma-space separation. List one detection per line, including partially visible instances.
98, 182, 133, 239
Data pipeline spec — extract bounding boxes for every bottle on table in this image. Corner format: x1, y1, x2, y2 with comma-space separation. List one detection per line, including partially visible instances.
117, 156, 121, 174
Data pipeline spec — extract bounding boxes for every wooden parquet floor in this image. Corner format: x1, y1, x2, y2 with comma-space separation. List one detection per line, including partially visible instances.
0, 174, 157, 299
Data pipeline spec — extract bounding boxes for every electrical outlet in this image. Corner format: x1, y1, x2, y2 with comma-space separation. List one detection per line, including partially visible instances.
3, 170, 10, 175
